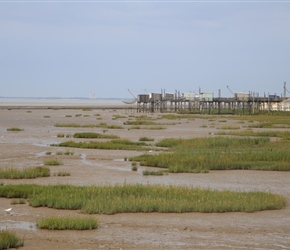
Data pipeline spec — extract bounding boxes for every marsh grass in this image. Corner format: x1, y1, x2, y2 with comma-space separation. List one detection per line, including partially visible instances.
73, 132, 119, 139
139, 137, 154, 142
143, 170, 164, 176
131, 137, 290, 172
54, 123, 124, 129
0, 230, 24, 250
113, 114, 127, 119
136, 126, 166, 130
0, 184, 285, 214
0, 166, 50, 179
131, 166, 138, 171
37, 216, 98, 230
218, 126, 240, 130
6, 127, 23, 132
55, 150, 74, 156
54, 171, 71, 177
64, 150, 74, 155
216, 130, 290, 140
44, 159, 63, 166
54, 139, 148, 151
124, 120, 160, 126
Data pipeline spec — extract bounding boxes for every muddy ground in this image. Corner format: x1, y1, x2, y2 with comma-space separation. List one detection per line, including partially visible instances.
0, 107, 289, 250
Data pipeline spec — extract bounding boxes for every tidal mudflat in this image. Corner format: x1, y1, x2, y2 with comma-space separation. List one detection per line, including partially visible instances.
0, 106, 290, 249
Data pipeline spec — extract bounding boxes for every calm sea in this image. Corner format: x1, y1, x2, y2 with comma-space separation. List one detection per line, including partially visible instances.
0, 97, 131, 108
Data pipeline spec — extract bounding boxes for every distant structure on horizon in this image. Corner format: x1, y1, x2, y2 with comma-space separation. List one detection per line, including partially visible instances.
126, 82, 289, 114
89, 92, 96, 99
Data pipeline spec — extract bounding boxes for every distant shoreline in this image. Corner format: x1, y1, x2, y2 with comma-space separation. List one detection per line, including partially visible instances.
0, 98, 135, 110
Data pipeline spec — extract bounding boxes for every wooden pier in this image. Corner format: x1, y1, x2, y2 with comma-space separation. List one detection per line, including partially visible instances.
136, 95, 287, 114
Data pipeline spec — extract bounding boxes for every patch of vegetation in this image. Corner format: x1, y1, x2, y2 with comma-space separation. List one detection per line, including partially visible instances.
97, 123, 124, 129
124, 120, 160, 126
216, 130, 290, 140
131, 137, 290, 173
139, 137, 154, 142
0, 184, 285, 214
131, 166, 138, 171
44, 159, 63, 166
6, 127, 23, 132
43, 115, 50, 118
53, 139, 147, 151
63, 150, 74, 155
56, 150, 74, 156
148, 126, 166, 130
54, 171, 71, 177
54, 123, 124, 129
0, 230, 24, 250
73, 132, 119, 139
218, 126, 240, 130
142, 170, 164, 176
37, 216, 98, 230
0, 166, 50, 179
113, 114, 127, 119
129, 125, 141, 129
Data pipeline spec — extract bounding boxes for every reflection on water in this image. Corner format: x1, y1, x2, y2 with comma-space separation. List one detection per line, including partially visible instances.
80, 154, 130, 172
0, 220, 37, 231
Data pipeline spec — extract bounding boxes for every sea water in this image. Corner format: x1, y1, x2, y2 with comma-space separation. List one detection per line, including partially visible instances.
0, 97, 131, 108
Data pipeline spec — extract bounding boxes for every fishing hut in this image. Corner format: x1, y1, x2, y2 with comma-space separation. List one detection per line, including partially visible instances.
133, 82, 288, 114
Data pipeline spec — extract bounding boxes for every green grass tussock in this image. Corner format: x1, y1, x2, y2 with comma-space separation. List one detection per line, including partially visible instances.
0, 230, 24, 250
0, 184, 285, 214
37, 216, 98, 230
6, 127, 23, 132
44, 159, 63, 166
139, 137, 154, 142
0, 166, 50, 179
143, 170, 164, 176
54, 139, 147, 151
73, 132, 119, 139
54, 123, 124, 129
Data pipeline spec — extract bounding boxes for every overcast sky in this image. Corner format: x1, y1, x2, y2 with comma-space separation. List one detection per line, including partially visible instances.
0, 0, 289, 99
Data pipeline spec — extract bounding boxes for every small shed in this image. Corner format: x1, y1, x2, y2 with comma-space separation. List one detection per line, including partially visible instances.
200, 93, 213, 102
235, 92, 250, 101
182, 92, 196, 101
138, 94, 149, 103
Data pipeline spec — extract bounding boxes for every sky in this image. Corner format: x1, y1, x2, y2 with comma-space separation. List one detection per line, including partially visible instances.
0, 0, 290, 99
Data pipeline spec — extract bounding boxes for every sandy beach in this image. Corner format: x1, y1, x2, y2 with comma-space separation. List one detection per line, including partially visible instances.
0, 103, 290, 250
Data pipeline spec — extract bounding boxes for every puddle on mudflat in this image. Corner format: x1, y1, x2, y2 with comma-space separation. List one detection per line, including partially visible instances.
81, 154, 130, 172
0, 220, 37, 231
36, 151, 48, 156
113, 158, 125, 162
32, 141, 58, 147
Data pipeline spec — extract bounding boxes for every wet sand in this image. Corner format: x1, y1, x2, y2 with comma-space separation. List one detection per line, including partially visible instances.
0, 107, 290, 249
